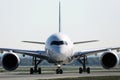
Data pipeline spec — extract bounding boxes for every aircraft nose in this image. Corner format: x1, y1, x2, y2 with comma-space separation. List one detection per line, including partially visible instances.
54, 53, 66, 61
54, 46, 66, 54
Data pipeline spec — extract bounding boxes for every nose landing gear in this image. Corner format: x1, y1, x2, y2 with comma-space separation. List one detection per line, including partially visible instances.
56, 65, 63, 74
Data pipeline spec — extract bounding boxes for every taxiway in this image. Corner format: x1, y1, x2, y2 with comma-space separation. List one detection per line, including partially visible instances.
0, 71, 120, 80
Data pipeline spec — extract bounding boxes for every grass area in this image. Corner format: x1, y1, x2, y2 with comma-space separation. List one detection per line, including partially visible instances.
38, 76, 120, 80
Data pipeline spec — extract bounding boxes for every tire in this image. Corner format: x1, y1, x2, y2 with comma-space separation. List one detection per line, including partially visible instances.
87, 67, 90, 74
60, 69, 63, 74
79, 67, 83, 74
30, 68, 33, 74
56, 69, 59, 74
38, 68, 41, 74
56, 69, 63, 74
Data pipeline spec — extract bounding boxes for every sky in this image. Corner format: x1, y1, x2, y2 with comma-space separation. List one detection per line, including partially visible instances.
0, 0, 120, 51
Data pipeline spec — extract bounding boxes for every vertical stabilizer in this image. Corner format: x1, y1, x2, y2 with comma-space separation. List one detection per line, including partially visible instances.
59, 1, 61, 32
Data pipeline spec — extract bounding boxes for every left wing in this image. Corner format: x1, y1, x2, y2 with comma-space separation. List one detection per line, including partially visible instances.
0, 48, 48, 59
73, 40, 99, 44
73, 47, 120, 58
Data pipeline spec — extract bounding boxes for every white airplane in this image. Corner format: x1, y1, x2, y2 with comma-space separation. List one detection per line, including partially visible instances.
0, 1, 120, 74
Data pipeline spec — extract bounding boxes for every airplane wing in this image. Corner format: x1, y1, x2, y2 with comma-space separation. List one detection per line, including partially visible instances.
0, 48, 48, 59
73, 40, 99, 44
73, 47, 120, 58
22, 41, 45, 44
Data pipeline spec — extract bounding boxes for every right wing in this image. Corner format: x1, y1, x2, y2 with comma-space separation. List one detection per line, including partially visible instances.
0, 48, 48, 59
22, 41, 45, 45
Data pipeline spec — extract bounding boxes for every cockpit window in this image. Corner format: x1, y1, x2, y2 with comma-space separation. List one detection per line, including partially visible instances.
51, 41, 67, 45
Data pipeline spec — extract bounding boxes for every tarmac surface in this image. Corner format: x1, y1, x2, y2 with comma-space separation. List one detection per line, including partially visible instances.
0, 71, 120, 80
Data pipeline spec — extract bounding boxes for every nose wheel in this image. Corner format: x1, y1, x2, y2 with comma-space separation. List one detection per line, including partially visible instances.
56, 65, 63, 74
56, 68, 63, 74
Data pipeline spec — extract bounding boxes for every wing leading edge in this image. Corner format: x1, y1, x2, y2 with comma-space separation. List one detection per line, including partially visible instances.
73, 47, 120, 58
0, 48, 47, 59
22, 41, 45, 44
73, 40, 99, 44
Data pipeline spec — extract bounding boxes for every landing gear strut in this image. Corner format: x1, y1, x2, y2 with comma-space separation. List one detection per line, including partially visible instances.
78, 55, 90, 74
56, 65, 63, 74
30, 57, 42, 74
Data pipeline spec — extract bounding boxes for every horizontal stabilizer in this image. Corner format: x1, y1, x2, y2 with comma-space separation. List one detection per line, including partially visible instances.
73, 40, 99, 44
22, 41, 45, 45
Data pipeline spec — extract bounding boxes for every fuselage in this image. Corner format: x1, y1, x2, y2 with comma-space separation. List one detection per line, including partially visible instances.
45, 33, 74, 65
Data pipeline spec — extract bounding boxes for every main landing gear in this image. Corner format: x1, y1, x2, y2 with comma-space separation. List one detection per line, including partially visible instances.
77, 55, 90, 74
30, 57, 43, 74
56, 65, 63, 74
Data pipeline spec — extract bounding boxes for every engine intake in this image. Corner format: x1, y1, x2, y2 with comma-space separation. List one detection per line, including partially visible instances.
100, 51, 119, 69
2, 53, 20, 71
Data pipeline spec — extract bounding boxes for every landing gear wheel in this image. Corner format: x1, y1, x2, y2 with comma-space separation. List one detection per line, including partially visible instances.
78, 55, 91, 74
56, 68, 63, 74
56, 69, 58, 74
60, 69, 63, 74
30, 57, 43, 74
30, 68, 33, 74
38, 68, 41, 74
79, 67, 83, 74
30, 67, 41, 74
87, 67, 90, 74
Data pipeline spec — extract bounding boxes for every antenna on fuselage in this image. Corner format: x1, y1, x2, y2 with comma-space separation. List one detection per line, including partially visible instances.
59, 1, 61, 32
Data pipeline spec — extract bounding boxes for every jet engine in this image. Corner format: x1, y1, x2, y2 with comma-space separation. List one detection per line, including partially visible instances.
100, 51, 119, 69
1, 53, 20, 71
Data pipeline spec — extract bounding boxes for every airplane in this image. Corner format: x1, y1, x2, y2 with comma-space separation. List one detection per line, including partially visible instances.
0, 1, 120, 74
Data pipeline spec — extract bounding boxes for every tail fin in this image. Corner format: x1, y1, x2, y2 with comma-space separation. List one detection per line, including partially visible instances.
59, 1, 61, 32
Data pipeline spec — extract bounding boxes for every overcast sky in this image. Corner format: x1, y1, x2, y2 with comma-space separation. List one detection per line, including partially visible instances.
0, 0, 120, 51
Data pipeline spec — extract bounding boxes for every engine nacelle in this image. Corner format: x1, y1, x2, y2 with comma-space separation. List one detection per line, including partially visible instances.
100, 51, 119, 69
1, 53, 20, 71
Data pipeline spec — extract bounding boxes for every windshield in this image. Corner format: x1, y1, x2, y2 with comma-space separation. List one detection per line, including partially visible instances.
51, 41, 67, 45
